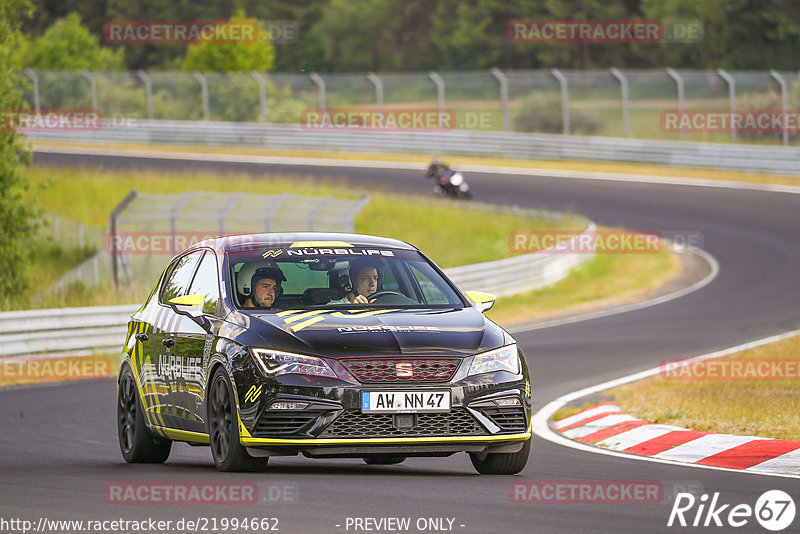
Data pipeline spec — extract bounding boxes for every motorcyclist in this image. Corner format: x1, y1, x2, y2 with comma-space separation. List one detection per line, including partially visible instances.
425, 157, 449, 184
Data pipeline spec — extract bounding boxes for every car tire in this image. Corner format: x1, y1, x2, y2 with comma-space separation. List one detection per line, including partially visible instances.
207, 367, 269, 472
363, 455, 407, 465
117, 365, 172, 463
469, 438, 530, 475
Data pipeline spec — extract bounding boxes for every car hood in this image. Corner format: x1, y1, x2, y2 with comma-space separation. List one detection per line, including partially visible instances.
230, 307, 505, 357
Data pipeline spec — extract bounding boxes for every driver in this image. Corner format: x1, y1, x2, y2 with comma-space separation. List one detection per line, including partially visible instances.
329, 259, 380, 304
243, 266, 286, 308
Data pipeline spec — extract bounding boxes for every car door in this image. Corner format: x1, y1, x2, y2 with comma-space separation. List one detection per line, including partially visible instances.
173, 249, 222, 433
153, 249, 204, 430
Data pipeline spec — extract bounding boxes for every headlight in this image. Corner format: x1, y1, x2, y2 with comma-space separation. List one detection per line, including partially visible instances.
468, 344, 519, 376
450, 172, 464, 186
251, 348, 337, 379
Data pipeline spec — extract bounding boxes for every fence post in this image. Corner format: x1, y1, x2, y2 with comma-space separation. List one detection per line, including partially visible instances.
263, 193, 288, 231
550, 68, 570, 135
309, 73, 327, 111
78, 222, 84, 251
169, 191, 196, 256
717, 69, 736, 142
251, 71, 268, 123
136, 70, 153, 120
490, 68, 509, 132
367, 72, 384, 112
346, 195, 371, 233
610, 68, 630, 138
428, 71, 446, 115
665, 68, 685, 141
109, 190, 138, 289
23, 68, 40, 110
82, 69, 98, 112
218, 192, 244, 234
192, 72, 210, 121
769, 70, 789, 146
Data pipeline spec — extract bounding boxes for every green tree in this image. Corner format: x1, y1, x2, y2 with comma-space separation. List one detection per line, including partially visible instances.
26, 12, 124, 70
0, 0, 38, 300
183, 11, 276, 72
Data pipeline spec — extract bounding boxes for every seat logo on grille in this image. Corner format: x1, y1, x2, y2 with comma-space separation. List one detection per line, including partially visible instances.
395, 362, 413, 377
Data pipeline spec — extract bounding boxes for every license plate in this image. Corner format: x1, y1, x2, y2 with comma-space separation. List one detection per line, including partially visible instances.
361, 390, 451, 413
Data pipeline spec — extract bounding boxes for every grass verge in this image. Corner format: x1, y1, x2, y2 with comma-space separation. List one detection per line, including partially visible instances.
487, 247, 680, 326
606, 332, 800, 441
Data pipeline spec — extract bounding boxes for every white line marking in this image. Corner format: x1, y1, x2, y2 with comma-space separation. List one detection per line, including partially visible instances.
532, 328, 800, 479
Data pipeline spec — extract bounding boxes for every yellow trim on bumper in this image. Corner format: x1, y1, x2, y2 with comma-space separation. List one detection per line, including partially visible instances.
239, 431, 531, 447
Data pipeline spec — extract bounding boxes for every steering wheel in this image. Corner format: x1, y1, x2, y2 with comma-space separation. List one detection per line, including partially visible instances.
366, 290, 406, 302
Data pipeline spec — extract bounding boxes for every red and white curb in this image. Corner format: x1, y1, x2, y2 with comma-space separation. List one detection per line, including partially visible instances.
532, 328, 800, 479
554, 401, 800, 476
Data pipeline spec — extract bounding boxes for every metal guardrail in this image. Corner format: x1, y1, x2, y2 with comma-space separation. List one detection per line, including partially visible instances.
26, 121, 800, 175
0, 222, 595, 358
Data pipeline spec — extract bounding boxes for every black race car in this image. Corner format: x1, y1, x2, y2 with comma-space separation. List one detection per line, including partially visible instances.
117, 233, 531, 473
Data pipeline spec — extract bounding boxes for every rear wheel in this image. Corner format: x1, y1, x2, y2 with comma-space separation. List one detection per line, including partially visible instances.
207, 367, 268, 472
117, 366, 172, 463
469, 438, 530, 475
363, 455, 406, 465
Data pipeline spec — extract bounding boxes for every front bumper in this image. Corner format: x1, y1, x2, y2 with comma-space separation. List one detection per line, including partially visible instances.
236, 375, 531, 453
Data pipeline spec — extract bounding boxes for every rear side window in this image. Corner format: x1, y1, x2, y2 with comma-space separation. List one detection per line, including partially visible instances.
160, 251, 203, 304
188, 251, 221, 315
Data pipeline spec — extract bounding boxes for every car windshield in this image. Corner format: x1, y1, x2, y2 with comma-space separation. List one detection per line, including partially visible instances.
227, 246, 465, 310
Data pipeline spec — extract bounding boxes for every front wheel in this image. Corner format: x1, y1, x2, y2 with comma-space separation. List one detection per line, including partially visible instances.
469, 438, 530, 475
207, 367, 268, 472
117, 365, 172, 463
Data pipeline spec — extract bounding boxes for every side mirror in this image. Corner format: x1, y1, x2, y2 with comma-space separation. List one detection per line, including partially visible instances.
465, 290, 496, 313
169, 294, 211, 330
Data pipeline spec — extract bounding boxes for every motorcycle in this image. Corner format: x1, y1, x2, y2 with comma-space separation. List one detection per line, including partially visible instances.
424, 163, 472, 200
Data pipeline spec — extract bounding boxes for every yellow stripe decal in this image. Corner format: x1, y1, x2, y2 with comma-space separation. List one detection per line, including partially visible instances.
276, 310, 304, 317
284, 310, 326, 324
289, 316, 326, 332
156, 427, 210, 444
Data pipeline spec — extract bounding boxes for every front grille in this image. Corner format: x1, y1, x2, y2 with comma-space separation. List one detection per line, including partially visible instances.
319, 408, 486, 438
341, 358, 459, 383
253, 410, 326, 437
479, 406, 528, 432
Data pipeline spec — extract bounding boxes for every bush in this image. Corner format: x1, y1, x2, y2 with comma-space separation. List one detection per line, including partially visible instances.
513, 93, 602, 135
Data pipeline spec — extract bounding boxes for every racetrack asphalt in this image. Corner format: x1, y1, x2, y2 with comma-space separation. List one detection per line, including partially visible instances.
1, 150, 798, 533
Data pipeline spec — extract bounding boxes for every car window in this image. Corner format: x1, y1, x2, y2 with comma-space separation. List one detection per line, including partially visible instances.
188, 250, 221, 315
160, 250, 203, 304
409, 263, 454, 305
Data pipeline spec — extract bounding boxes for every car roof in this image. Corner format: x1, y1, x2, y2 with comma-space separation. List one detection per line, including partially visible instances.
190, 232, 418, 253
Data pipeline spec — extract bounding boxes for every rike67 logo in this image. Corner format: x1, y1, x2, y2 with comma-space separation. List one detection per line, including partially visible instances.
668, 490, 795, 531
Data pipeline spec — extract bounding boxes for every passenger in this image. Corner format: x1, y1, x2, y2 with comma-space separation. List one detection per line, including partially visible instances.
243, 266, 286, 308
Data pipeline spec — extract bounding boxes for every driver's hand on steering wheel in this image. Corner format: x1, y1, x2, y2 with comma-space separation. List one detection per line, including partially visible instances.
352, 294, 370, 304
